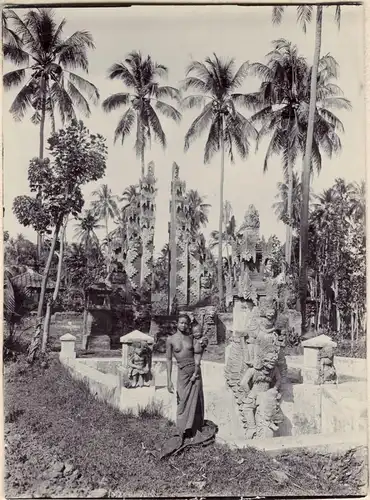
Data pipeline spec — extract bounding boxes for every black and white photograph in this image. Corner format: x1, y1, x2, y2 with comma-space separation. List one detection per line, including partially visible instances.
2, 2, 368, 498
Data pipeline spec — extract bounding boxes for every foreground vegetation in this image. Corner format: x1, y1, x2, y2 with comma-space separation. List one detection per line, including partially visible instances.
5, 355, 367, 498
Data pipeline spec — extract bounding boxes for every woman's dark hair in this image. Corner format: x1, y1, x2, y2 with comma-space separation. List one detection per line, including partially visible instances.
178, 312, 191, 323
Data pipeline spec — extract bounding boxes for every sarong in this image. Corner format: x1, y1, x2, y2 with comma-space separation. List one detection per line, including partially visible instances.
160, 358, 218, 459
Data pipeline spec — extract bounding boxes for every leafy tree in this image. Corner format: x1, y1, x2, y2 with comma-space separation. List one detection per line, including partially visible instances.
4, 233, 38, 268
102, 51, 181, 177
182, 54, 257, 309
13, 120, 107, 360
308, 178, 365, 340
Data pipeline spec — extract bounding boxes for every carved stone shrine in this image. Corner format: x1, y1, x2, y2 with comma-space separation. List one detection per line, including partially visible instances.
224, 205, 287, 439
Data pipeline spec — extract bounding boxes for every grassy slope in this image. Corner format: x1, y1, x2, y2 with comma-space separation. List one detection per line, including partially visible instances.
5, 356, 367, 498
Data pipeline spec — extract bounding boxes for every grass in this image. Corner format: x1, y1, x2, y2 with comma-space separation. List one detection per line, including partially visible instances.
4, 355, 367, 498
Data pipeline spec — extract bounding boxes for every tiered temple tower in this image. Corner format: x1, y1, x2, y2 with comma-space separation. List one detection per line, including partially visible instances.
124, 163, 157, 296
168, 163, 205, 312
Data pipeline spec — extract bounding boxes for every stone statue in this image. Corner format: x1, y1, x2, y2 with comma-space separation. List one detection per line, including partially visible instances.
318, 345, 337, 384
229, 290, 287, 439
239, 343, 281, 439
127, 341, 152, 388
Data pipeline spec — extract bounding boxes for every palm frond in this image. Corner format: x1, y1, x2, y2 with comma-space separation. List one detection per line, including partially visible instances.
204, 118, 221, 164
102, 93, 131, 112
107, 62, 136, 87
67, 72, 99, 104
154, 100, 181, 123
297, 5, 313, 33
181, 94, 208, 110
230, 61, 250, 89
180, 76, 210, 94
56, 30, 94, 72
67, 80, 91, 116
272, 6, 284, 24
114, 106, 136, 144
50, 81, 76, 124
9, 81, 34, 120
3, 43, 30, 65
3, 68, 27, 89
146, 104, 166, 148
184, 102, 213, 151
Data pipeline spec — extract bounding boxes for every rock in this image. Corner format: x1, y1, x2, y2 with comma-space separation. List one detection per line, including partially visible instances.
271, 470, 289, 485
90, 488, 108, 498
49, 470, 62, 479
70, 469, 81, 480
63, 463, 74, 476
51, 461, 65, 473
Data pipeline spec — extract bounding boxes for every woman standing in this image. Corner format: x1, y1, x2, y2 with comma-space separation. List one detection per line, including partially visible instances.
161, 313, 217, 458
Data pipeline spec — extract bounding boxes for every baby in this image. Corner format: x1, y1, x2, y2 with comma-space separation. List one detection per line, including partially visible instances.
190, 324, 208, 383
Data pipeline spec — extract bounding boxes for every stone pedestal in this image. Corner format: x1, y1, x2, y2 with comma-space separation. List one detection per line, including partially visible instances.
120, 330, 155, 388
302, 334, 337, 384
60, 333, 76, 361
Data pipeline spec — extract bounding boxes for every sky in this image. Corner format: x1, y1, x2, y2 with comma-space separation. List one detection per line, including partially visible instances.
3, 4, 366, 256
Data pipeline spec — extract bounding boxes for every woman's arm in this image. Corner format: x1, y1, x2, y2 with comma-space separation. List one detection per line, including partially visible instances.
166, 336, 174, 393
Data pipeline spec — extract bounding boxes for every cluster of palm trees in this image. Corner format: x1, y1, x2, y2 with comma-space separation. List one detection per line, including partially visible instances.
4, 6, 351, 325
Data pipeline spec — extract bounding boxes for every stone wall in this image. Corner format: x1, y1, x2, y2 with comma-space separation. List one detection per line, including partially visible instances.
50, 312, 83, 349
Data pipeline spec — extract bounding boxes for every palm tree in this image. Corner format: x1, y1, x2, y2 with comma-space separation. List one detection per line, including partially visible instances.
102, 51, 181, 178
273, 172, 303, 231
74, 210, 102, 254
121, 184, 140, 206
272, 6, 344, 331
182, 54, 257, 309
91, 185, 118, 272
248, 40, 349, 267
3, 8, 99, 156
184, 189, 210, 236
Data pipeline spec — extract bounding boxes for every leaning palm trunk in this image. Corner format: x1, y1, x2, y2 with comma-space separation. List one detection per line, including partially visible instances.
41, 218, 68, 354
299, 5, 323, 333
36, 76, 47, 259
27, 216, 63, 363
286, 157, 294, 267
218, 116, 225, 310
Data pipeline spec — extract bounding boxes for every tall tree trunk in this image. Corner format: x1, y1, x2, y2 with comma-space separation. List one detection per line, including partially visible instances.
286, 156, 294, 268
27, 217, 62, 363
169, 163, 178, 313
299, 5, 323, 334
218, 115, 225, 311
317, 274, 324, 331
105, 213, 110, 274
139, 143, 145, 288
41, 218, 67, 354
37, 75, 47, 260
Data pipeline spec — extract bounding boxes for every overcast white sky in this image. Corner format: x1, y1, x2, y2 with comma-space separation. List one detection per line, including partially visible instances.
3, 4, 365, 255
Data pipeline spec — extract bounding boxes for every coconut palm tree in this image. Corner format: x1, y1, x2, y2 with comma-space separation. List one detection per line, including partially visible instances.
184, 189, 211, 236
272, 5, 343, 331
249, 41, 349, 267
121, 184, 140, 206
74, 210, 102, 255
3, 8, 99, 157
182, 54, 257, 309
273, 172, 303, 231
91, 185, 118, 272
102, 51, 181, 178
